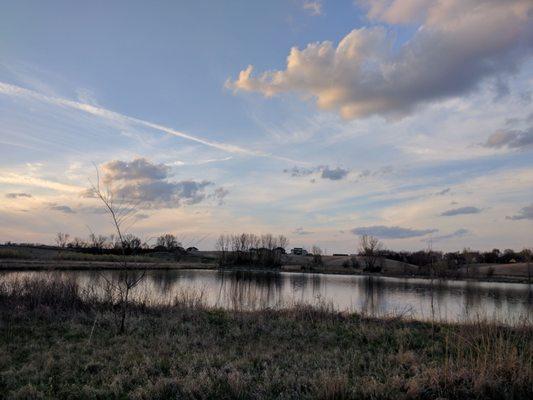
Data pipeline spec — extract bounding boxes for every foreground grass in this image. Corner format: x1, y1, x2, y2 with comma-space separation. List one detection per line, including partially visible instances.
0, 277, 531, 399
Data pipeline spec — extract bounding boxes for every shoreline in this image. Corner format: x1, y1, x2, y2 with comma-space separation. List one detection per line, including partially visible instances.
1, 258, 531, 284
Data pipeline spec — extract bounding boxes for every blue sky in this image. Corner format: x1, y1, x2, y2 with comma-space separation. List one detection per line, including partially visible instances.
1, 0, 532, 252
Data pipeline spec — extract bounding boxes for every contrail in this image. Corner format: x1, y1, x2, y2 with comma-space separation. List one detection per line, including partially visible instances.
0, 81, 301, 162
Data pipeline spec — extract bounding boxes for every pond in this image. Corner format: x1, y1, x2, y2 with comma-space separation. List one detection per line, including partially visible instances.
2, 269, 532, 324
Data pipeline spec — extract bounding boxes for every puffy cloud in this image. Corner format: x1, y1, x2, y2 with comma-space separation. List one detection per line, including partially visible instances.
351, 225, 437, 239
101, 158, 169, 184
440, 206, 482, 216
5, 192, 32, 199
506, 204, 533, 220
484, 127, 533, 149
228, 0, 533, 119
89, 158, 220, 209
321, 166, 349, 180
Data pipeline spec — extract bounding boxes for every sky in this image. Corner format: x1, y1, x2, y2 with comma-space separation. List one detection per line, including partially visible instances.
0, 0, 532, 253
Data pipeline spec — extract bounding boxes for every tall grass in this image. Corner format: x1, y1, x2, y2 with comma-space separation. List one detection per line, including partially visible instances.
0, 275, 531, 399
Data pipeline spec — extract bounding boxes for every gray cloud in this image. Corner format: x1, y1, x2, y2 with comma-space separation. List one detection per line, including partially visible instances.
102, 158, 170, 184
321, 166, 349, 181
434, 188, 451, 196
49, 204, 76, 214
440, 206, 482, 217
5, 192, 32, 199
228, 1, 533, 119
284, 165, 350, 181
351, 225, 437, 239
210, 187, 229, 205
422, 228, 470, 242
506, 204, 533, 220
357, 166, 394, 180
283, 166, 316, 177
89, 158, 220, 209
114, 180, 213, 208
484, 127, 533, 149
293, 227, 314, 235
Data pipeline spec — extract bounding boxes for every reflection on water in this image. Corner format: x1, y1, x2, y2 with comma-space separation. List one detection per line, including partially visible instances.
1, 269, 531, 324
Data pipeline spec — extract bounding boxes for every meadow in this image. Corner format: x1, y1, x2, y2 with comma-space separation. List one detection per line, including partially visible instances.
0, 275, 531, 399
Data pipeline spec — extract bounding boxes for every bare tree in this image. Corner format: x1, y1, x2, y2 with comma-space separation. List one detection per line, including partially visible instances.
89, 166, 145, 334
523, 248, 532, 284
55, 232, 70, 259
311, 245, 323, 266
358, 235, 384, 272
156, 233, 179, 250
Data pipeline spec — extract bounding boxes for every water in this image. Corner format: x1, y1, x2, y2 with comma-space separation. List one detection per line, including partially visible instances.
2, 269, 532, 324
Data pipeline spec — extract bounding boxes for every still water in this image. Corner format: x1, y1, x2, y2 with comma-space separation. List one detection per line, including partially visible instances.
3, 269, 532, 324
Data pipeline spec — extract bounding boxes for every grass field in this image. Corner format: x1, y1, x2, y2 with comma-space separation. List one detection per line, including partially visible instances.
0, 275, 531, 399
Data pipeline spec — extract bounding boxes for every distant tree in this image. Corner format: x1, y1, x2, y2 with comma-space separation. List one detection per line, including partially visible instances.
55, 232, 70, 249
311, 245, 323, 266
55, 232, 70, 259
156, 234, 179, 251
522, 248, 532, 284
358, 235, 384, 272
89, 233, 107, 252
68, 237, 87, 249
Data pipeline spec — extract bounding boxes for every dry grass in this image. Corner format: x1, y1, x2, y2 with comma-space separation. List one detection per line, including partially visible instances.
0, 276, 531, 399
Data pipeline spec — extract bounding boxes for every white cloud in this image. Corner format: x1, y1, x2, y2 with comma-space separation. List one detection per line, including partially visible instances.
228, 0, 532, 119
303, 1, 323, 16
0, 81, 294, 160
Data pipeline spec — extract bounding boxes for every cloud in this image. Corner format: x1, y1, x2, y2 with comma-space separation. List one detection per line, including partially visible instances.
227, 1, 533, 119
422, 228, 469, 242
321, 166, 349, 180
0, 172, 83, 193
0, 81, 295, 161
283, 166, 316, 177
356, 166, 394, 180
101, 158, 170, 184
506, 203, 533, 220
284, 165, 350, 180
293, 227, 314, 235
210, 187, 229, 205
89, 158, 218, 209
5, 192, 32, 199
434, 188, 451, 196
351, 225, 437, 239
440, 206, 482, 216
49, 204, 76, 214
484, 127, 533, 149
303, 1, 322, 16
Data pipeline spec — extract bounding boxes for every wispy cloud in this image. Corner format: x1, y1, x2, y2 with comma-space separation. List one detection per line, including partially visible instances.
422, 228, 470, 243
302, 1, 322, 16
0, 172, 83, 193
506, 204, 533, 220
440, 206, 482, 217
351, 225, 438, 239
0, 81, 298, 162
5, 192, 32, 199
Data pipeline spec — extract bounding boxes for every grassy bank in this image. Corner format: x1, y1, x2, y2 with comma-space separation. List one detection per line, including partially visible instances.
0, 276, 532, 399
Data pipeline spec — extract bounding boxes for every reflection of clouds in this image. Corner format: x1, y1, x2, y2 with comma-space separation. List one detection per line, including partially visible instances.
1, 270, 531, 324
